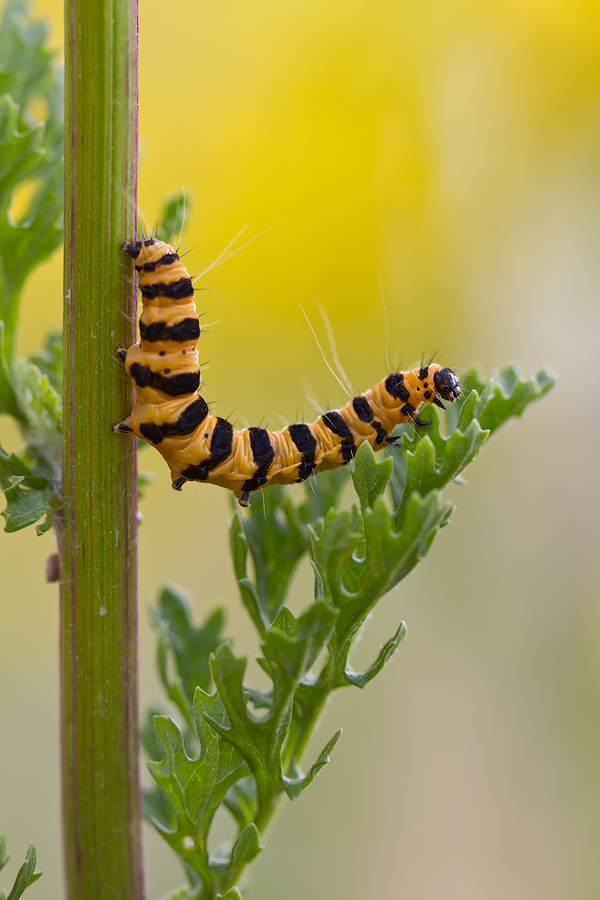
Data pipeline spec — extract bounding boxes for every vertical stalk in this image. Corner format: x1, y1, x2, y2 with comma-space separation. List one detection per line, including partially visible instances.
61, 0, 143, 897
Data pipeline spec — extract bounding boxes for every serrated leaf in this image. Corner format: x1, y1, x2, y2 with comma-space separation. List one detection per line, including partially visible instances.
338, 621, 406, 688
207, 628, 342, 820
351, 439, 393, 509
458, 365, 556, 435
234, 487, 308, 625
282, 729, 342, 800
395, 419, 488, 527
262, 602, 337, 688
1, 474, 52, 533
309, 491, 452, 692
229, 513, 267, 637
148, 689, 248, 887
151, 585, 228, 706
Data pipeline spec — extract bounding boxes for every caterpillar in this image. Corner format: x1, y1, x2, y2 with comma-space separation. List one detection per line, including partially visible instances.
114, 238, 461, 507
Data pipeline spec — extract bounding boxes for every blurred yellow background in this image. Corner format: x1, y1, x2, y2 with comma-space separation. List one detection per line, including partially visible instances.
1, 0, 599, 897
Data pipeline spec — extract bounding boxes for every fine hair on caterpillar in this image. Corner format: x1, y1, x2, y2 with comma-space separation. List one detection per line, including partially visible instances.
114, 238, 461, 508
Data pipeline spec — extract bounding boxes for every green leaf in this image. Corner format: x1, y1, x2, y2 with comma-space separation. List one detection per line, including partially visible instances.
0, 321, 22, 420
158, 887, 201, 900
462, 364, 556, 434
223, 776, 258, 831
298, 466, 349, 522
140, 707, 176, 828
137, 470, 155, 503
1, 475, 52, 534
229, 513, 268, 636
0, 0, 64, 358
156, 189, 190, 245
262, 602, 337, 689
309, 491, 452, 688
339, 621, 406, 688
282, 729, 342, 800
232, 486, 308, 625
0, 2, 56, 111
394, 418, 488, 528
226, 822, 261, 873
389, 366, 555, 508
0, 836, 8, 872
0, 841, 42, 900
215, 890, 243, 900
12, 357, 62, 459
0, 444, 48, 489
151, 585, 228, 707
28, 332, 62, 395
351, 439, 393, 509
148, 688, 248, 888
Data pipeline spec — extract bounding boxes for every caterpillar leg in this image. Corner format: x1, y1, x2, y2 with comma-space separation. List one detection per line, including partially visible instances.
170, 465, 188, 491
113, 417, 134, 434
115, 343, 128, 363
413, 416, 432, 427
235, 490, 251, 508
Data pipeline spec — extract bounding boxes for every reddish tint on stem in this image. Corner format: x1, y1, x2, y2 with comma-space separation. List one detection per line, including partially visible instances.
61, 0, 143, 897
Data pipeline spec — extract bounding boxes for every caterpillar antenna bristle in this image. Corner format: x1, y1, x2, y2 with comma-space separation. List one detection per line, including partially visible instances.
299, 303, 351, 400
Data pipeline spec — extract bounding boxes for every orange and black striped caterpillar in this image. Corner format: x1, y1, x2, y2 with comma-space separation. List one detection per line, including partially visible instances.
114, 238, 461, 507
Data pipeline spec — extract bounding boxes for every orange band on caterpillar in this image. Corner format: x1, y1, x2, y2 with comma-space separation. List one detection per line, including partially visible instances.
114, 238, 461, 507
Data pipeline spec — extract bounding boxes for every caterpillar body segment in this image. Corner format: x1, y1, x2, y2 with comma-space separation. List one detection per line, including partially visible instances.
115, 238, 461, 507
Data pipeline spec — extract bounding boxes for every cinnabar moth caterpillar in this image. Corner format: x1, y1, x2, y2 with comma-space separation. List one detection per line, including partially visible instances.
114, 238, 461, 507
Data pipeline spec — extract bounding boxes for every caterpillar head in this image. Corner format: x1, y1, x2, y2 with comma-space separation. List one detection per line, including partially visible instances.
121, 238, 157, 259
432, 367, 461, 407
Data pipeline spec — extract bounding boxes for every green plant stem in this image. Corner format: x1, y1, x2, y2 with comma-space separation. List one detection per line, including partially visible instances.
61, 0, 143, 897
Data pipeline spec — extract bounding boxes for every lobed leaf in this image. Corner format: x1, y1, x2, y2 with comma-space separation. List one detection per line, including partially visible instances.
1, 475, 52, 534
147, 689, 248, 889
231, 487, 307, 626
460, 364, 556, 434
394, 418, 488, 527
150, 585, 228, 707
351, 439, 393, 509
282, 729, 342, 800
338, 621, 406, 689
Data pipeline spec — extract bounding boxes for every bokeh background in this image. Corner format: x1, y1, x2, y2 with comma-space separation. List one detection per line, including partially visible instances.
1, 0, 599, 897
